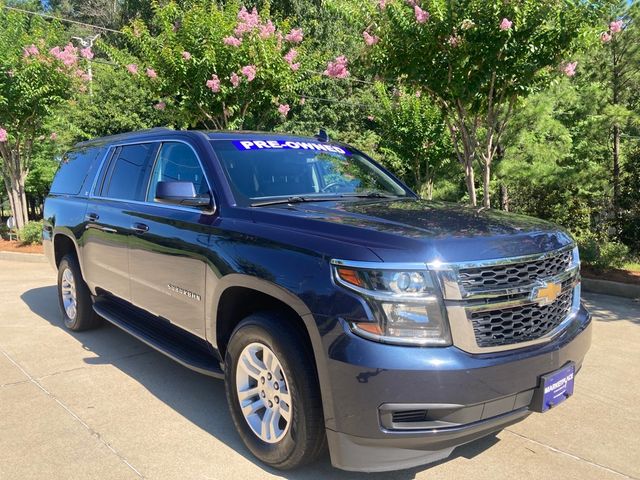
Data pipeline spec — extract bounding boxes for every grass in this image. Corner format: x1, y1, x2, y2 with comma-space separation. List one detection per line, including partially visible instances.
623, 261, 640, 272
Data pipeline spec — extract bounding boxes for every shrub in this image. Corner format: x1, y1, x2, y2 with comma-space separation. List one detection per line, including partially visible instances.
579, 237, 629, 270
18, 221, 43, 245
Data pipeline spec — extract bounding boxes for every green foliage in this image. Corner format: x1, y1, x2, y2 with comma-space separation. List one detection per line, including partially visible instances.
579, 237, 629, 270
368, 83, 455, 197
17, 220, 43, 244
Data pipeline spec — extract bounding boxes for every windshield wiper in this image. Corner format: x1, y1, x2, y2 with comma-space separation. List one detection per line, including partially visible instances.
342, 191, 400, 199
251, 195, 344, 207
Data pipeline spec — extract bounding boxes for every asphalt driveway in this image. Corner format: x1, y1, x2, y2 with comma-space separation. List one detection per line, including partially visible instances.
0, 258, 638, 480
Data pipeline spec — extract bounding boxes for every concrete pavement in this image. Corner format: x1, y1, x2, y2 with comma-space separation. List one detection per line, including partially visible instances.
0, 258, 638, 480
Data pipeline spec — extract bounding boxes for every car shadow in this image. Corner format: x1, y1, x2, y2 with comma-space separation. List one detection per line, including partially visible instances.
21, 285, 501, 479
582, 292, 640, 325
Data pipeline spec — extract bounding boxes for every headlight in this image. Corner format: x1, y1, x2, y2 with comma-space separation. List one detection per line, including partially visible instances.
332, 264, 451, 346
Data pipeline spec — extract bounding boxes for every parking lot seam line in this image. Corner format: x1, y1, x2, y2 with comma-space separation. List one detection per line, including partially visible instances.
0, 346, 145, 479
0, 379, 31, 388
504, 429, 637, 479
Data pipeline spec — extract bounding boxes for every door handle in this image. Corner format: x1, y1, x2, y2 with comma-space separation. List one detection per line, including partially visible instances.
99, 226, 118, 233
86, 212, 99, 222
132, 222, 149, 234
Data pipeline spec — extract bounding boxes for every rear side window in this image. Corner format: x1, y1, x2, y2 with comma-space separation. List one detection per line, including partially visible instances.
50, 147, 104, 195
102, 143, 155, 201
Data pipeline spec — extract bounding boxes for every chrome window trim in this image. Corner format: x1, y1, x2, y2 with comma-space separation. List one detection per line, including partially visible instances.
89, 138, 217, 216
331, 244, 582, 354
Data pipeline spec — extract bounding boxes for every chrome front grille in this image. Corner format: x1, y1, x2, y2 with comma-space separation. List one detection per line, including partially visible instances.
470, 290, 574, 348
437, 245, 581, 353
457, 249, 573, 292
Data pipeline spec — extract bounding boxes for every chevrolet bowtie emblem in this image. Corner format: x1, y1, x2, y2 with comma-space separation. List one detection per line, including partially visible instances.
532, 282, 562, 305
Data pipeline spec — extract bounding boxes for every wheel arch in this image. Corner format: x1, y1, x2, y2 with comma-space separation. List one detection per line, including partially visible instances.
208, 274, 336, 429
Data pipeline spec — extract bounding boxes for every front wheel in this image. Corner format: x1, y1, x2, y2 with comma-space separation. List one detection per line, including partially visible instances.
224, 312, 326, 470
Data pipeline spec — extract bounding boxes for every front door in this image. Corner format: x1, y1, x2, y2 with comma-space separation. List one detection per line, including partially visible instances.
128, 141, 215, 338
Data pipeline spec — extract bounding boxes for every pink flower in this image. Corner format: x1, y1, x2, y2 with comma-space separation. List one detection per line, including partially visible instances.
378, 0, 387, 9
223, 36, 242, 47
182, 51, 192, 60
367, 115, 375, 121
50, 132, 58, 141
415, 6, 429, 24
284, 48, 298, 64
299, 97, 306, 105
127, 63, 138, 75
146, 68, 157, 79
415, 90, 422, 98
363, 31, 379, 46
610, 20, 623, 33
600, 31, 612, 43
562, 61, 577, 77
324, 55, 349, 79
0, 128, 7, 142
230, 72, 240, 87
260, 20, 276, 39
50, 43, 78, 66
290, 62, 300, 71
154, 101, 166, 110
447, 34, 462, 47
80, 47, 94, 60
206, 74, 221, 92
285, 28, 304, 43
235, 7, 261, 36
500, 18, 513, 31
241, 65, 257, 82
23, 44, 39, 57
278, 104, 290, 117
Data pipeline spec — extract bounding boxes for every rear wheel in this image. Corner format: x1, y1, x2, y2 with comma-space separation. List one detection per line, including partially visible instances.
57, 254, 101, 331
224, 312, 326, 470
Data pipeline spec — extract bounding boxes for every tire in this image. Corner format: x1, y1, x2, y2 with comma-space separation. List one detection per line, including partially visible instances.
224, 312, 326, 470
57, 254, 101, 331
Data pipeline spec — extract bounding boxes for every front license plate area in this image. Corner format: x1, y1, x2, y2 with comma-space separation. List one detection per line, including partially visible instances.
531, 362, 575, 413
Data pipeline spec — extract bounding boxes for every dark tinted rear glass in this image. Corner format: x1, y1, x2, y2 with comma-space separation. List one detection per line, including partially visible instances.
50, 147, 104, 195
103, 143, 155, 201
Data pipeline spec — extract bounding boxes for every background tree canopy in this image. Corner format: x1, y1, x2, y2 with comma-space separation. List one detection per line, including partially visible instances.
0, 0, 638, 270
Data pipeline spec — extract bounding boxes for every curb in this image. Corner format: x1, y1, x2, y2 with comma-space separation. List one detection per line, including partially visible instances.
582, 277, 640, 299
0, 251, 47, 264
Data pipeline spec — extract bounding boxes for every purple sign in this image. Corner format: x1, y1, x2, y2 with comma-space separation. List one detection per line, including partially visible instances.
232, 139, 349, 155
541, 363, 574, 412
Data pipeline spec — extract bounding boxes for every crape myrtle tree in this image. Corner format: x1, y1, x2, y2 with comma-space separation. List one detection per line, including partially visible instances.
0, 9, 90, 229
366, 0, 592, 207
103, 0, 310, 130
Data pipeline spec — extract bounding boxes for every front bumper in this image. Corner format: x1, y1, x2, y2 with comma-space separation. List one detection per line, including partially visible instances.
322, 305, 592, 472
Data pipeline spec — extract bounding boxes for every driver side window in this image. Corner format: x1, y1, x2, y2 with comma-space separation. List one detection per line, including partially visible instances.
147, 142, 209, 202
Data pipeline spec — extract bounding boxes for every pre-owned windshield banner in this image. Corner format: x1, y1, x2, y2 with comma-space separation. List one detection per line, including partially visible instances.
232, 140, 349, 155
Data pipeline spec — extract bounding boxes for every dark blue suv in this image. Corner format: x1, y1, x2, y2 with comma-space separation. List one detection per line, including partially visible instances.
43, 128, 591, 472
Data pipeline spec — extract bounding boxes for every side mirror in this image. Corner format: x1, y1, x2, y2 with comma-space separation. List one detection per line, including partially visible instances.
155, 181, 211, 208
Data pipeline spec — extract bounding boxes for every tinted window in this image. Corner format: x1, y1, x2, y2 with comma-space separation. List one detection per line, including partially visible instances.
146, 142, 209, 202
50, 147, 103, 195
103, 143, 154, 201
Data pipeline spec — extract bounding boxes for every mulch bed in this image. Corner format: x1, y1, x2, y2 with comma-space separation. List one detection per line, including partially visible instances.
582, 265, 640, 286
0, 240, 44, 254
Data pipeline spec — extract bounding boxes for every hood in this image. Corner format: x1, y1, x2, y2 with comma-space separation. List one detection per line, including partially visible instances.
249, 198, 574, 263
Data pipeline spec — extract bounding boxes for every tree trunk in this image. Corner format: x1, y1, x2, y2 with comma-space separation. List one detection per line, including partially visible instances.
500, 183, 509, 211
612, 124, 621, 211
465, 162, 476, 206
482, 161, 491, 209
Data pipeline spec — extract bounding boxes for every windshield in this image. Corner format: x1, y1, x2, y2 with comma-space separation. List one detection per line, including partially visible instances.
210, 139, 410, 204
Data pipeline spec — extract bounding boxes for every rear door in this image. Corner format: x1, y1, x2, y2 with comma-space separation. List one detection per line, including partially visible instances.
128, 141, 215, 338
82, 143, 157, 301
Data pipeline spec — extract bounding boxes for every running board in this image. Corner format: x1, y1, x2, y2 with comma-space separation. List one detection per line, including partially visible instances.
93, 300, 224, 379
